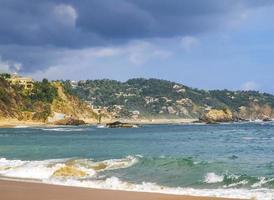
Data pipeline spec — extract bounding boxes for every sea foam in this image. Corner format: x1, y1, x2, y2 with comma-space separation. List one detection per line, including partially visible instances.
204, 172, 224, 183
1, 157, 274, 200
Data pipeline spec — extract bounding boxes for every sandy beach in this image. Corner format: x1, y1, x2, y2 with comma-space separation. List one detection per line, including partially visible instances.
0, 119, 46, 128
0, 179, 247, 200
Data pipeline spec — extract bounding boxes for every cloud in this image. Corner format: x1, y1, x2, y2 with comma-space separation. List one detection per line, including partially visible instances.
241, 81, 260, 91
127, 41, 172, 65
0, 57, 22, 73
0, 0, 273, 76
0, 0, 272, 48
181, 36, 200, 51
53, 4, 78, 27
20, 40, 172, 80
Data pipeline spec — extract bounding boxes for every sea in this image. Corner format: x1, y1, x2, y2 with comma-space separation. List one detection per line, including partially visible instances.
0, 122, 274, 199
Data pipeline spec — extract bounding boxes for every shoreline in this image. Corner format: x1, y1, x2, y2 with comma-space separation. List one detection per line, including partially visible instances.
0, 118, 272, 128
0, 178, 247, 200
0, 119, 47, 128
0, 118, 198, 128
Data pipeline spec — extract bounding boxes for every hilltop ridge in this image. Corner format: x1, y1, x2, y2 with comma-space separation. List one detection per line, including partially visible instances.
1, 75, 273, 125
64, 78, 274, 122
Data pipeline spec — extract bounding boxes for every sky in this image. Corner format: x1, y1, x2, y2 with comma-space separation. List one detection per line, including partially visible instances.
0, 0, 274, 93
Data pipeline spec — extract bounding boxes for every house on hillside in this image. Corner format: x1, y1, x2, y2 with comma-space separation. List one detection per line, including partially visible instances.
8, 73, 34, 90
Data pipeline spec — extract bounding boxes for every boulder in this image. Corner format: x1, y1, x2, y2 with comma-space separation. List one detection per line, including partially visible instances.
53, 166, 87, 177
201, 108, 233, 123
53, 117, 86, 126
106, 121, 138, 128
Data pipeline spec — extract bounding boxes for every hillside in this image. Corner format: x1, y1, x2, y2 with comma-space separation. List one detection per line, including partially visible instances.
0, 76, 97, 123
66, 78, 274, 121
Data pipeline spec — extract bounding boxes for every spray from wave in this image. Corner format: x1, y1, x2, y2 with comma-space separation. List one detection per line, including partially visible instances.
1, 156, 274, 200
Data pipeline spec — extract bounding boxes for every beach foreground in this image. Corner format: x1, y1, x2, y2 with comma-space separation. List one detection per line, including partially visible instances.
0, 179, 247, 200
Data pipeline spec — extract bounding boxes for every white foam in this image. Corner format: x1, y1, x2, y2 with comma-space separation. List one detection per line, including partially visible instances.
41, 128, 85, 132
100, 156, 139, 170
0, 156, 139, 179
225, 180, 249, 188
0, 158, 67, 179
14, 125, 29, 128
252, 177, 274, 188
204, 172, 224, 183
45, 177, 274, 200
1, 157, 274, 199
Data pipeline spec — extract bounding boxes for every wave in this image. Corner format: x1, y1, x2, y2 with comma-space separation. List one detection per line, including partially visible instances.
204, 172, 224, 183
203, 172, 274, 189
0, 156, 139, 179
40, 128, 86, 132
136, 156, 207, 168
1, 156, 274, 199
14, 125, 30, 128
44, 177, 274, 200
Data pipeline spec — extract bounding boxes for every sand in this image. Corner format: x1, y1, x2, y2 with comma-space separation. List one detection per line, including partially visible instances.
0, 119, 47, 128
0, 179, 247, 200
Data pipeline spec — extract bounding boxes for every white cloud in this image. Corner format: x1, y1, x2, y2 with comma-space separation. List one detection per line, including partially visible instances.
28, 40, 173, 80
181, 36, 199, 51
0, 57, 22, 73
59, 40, 172, 66
53, 4, 78, 27
127, 41, 172, 65
241, 81, 260, 91
0, 59, 10, 73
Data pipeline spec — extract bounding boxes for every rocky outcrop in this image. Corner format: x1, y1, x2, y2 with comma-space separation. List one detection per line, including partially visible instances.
50, 82, 97, 121
53, 166, 87, 177
53, 118, 86, 126
201, 108, 233, 123
106, 121, 138, 128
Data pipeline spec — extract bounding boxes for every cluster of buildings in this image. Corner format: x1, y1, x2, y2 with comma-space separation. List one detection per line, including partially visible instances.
7, 73, 34, 90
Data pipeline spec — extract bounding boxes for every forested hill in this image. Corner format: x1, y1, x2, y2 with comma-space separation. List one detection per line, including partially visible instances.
0, 75, 97, 123
65, 78, 274, 120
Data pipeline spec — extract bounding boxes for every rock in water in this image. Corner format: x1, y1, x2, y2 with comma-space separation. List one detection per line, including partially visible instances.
53, 117, 86, 126
53, 166, 87, 177
106, 121, 138, 128
201, 109, 233, 123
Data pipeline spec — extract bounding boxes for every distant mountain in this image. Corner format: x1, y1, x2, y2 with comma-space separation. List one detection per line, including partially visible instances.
65, 78, 274, 121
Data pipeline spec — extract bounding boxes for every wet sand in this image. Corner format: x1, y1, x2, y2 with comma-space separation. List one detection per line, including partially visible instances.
0, 179, 247, 200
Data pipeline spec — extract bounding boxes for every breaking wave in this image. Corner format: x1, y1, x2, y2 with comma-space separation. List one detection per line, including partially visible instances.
0, 156, 139, 179
1, 156, 274, 199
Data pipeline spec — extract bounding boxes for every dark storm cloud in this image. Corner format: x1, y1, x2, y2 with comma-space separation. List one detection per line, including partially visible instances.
0, 0, 272, 72
0, 0, 272, 47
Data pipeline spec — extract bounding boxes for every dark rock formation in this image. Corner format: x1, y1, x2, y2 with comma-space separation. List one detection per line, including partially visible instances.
54, 118, 86, 126
106, 121, 138, 128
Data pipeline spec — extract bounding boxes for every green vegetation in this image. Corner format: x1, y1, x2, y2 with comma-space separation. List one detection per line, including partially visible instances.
68, 78, 274, 119
0, 73, 11, 79
1, 73, 273, 121
30, 79, 57, 103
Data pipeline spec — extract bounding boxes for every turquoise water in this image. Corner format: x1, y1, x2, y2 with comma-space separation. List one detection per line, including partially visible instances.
0, 122, 274, 199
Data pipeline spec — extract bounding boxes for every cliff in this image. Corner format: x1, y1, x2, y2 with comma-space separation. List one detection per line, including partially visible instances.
0, 77, 97, 124
201, 109, 233, 123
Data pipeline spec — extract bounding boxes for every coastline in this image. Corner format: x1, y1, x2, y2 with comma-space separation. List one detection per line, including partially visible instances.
0, 179, 247, 200
0, 119, 46, 128
0, 118, 198, 128
1, 117, 272, 128
118, 118, 198, 125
